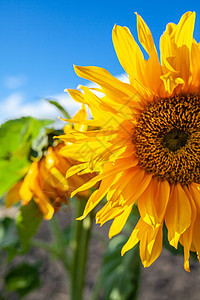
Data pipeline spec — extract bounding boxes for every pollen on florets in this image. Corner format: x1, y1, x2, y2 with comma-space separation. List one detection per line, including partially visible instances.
133, 94, 200, 184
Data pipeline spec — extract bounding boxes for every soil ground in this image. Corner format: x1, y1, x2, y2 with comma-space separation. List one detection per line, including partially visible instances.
1, 208, 200, 300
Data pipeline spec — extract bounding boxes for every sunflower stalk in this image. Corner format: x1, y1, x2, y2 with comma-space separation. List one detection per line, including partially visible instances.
48, 215, 70, 271
70, 198, 93, 300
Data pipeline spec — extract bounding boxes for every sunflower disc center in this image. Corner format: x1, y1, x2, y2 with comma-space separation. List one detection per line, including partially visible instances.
133, 94, 200, 185
163, 129, 188, 152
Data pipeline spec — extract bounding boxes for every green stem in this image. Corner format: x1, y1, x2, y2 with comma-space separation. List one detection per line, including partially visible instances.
77, 213, 93, 297
128, 244, 141, 300
70, 198, 93, 300
70, 199, 85, 300
48, 215, 70, 271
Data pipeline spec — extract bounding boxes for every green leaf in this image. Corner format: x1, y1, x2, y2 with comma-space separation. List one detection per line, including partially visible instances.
0, 117, 53, 197
16, 200, 43, 253
101, 235, 141, 300
0, 217, 17, 249
0, 217, 19, 262
46, 99, 71, 119
4, 262, 41, 297
0, 117, 52, 158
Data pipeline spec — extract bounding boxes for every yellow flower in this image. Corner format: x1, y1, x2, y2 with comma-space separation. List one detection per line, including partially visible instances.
60, 11, 200, 271
6, 143, 92, 219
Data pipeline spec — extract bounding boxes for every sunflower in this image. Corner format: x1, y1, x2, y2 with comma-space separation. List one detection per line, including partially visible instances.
6, 143, 91, 219
60, 11, 200, 271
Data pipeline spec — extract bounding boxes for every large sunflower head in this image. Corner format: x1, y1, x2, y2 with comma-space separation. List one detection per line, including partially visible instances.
60, 11, 200, 271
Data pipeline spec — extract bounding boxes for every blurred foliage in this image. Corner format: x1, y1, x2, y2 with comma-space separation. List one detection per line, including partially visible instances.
0, 117, 53, 197
0, 202, 43, 263
4, 262, 41, 298
0, 217, 19, 263
101, 235, 141, 300
31, 127, 64, 160
17, 201, 43, 253
0, 109, 67, 299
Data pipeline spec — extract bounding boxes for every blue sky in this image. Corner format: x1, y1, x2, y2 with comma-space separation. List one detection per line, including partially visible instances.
0, 0, 200, 123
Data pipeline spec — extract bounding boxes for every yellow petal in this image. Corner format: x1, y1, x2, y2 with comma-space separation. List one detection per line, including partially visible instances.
135, 12, 156, 55
175, 11, 195, 50
137, 179, 159, 228
79, 86, 123, 123
125, 172, 152, 206
73, 105, 88, 131
33, 195, 54, 220
189, 183, 200, 211
190, 214, 200, 253
154, 179, 170, 221
165, 184, 191, 248
107, 166, 142, 206
109, 204, 133, 238
5, 181, 23, 207
179, 187, 196, 272
188, 184, 200, 253
65, 163, 88, 179
74, 65, 135, 100
67, 88, 85, 103
19, 162, 39, 203
160, 11, 196, 91
112, 24, 146, 85
122, 218, 163, 268
49, 167, 69, 190
96, 202, 124, 226
190, 42, 200, 89
160, 72, 184, 95
71, 157, 138, 197
77, 172, 121, 220
121, 218, 144, 255
139, 223, 163, 268
160, 23, 177, 72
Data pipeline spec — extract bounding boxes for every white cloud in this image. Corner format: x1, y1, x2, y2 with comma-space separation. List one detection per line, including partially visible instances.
118, 74, 129, 83
0, 92, 24, 114
0, 73, 129, 124
0, 91, 82, 124
3, 74, 27, 89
